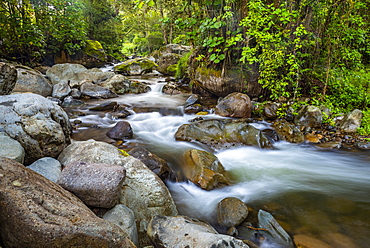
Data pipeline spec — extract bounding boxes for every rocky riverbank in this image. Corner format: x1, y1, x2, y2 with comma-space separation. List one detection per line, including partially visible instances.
0, 50, 369, 248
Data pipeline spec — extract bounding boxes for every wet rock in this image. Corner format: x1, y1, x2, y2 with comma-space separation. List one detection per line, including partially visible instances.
13, 66, 53, 96
128, 147, 171, 181
263, 102, 279, 120
80, 81, 118, 99
0, 157, 135, 248
157, 53, 181, 76
147, 215, 249, 248
215, 92, 252, 118
304, 133, 321, 143
89, 101, 118, 111
103, 204, 139, 246
258, 210, 294, 248
46, 63, 114, 86
316, 141, 342, 149
0, 93, 71, 165
114, 57, 158, 76
339, 109, 363, 133
355, 141, 370, 150
106, 121, 133, 140
185, 94, 200, 107
294, 105, 322, 128
27, 157, 62, 183
184, 104, 203, 114
99, 74, 150, 94
175, 119, 272, 149
61, 96, 85, 108
58, 140, 178, 247
216, 197, 249, 229
183, 149, 230, 190
0, 62, 17, 95
0, 132, 25, 163
273, 120, 304, 143
57, 161, 126, 208
52, 81, 71, 99
70, 88, 81, 98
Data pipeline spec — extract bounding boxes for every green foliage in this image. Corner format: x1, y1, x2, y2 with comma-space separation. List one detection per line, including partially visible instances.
175, 51, 191, 79
357, 109, 370, 135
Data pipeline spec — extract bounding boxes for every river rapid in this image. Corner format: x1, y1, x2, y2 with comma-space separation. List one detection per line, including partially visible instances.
68, 74, 370, 248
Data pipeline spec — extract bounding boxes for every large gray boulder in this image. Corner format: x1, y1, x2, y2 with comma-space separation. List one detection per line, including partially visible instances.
99, 74, 150, 94
147, 215, 250, 248
215, 92, 252, 118
339, 109, 363, 133
157, 53, 181, 76
0, 62, 17, 95
0, 132, 25, 163
13, 66, 53, 96
57, 161, 126, 208
58, 140, 178, 247
0, 93, 71, 164
175, 119, 272, 149
52, 81, 71, 99
0, 157, 136, 248
46, 63, 114, 86
182, 149, 230, 190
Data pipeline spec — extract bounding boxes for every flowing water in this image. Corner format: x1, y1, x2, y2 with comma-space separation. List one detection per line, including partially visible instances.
69, 73, 370, 248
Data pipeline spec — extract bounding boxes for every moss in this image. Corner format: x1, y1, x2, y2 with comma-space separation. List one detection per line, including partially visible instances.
196, 67, 222, 78
167, 64, 177, 73
175, 51, 191, 79
83, 40, 106, 62
114, 57, 158, 74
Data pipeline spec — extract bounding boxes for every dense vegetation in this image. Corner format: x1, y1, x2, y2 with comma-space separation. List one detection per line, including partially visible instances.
0, 0, 369, 133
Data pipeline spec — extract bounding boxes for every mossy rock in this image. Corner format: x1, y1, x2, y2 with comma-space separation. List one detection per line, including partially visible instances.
114, 57, 158, 76
83, 40, 107, 62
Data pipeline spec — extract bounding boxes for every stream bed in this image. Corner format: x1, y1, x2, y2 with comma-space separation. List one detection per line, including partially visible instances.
68, 75, 370, 248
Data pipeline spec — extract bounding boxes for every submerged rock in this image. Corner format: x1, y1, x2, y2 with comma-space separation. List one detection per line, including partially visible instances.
175, 119, 272, 149
183, 149, 230, 190
0, 157, 135, 248
147, 215, 249, 248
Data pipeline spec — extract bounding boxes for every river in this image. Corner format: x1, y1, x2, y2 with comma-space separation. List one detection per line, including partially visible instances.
69, 74, 370, 248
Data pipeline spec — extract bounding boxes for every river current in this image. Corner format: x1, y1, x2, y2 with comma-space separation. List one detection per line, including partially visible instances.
69, 73, 370, 248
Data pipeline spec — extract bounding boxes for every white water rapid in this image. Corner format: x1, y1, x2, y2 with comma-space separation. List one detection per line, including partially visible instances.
70, 74, 370, 248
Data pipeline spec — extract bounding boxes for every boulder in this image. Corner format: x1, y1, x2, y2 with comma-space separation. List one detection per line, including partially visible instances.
215, 92, 252, 118
153, 44, 191, 59
106, 121, 133, 140
61, 96, 85, 108
46, 63, 115, 86
192, 66, 261, 98
82, 40, 107, 66
57, 161, 126, 208
99, 74, 151, 94
103, 204, 139, 246
57, 140, 178, 247
294, 105, 323, 128
52, 81, 71, 99
157, 53, 181, 76
114, 57, 158, 76
0, 132, 25, 163
339, 109, 363, 133
80, 81, 118, 99
147, 215, 249, 248
27, 157, 62, 183
273, 120, 304, 143
89, 101, 118, 111
0, 62, 17, 95
183, 149, 230, 190
257, 210, 294, 248
70, 88, 82, 98
0, 93, 71, 164
128, 147, 171, 181
175, 119, 272, 149
0, 157, 136, 248
13, 66, 53, 96
216, 197, 249, 229
263, 102, 279, 119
